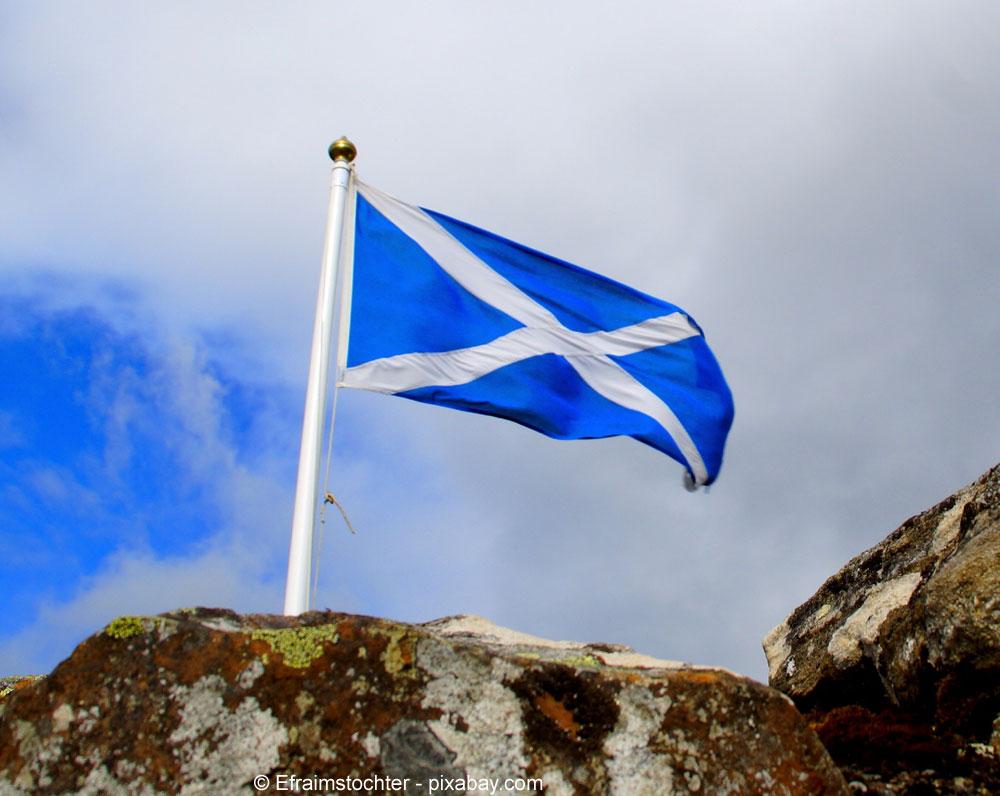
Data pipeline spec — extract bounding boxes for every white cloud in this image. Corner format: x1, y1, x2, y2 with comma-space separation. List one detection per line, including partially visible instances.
2, 1, 1000, 681
0, 546, 283, 675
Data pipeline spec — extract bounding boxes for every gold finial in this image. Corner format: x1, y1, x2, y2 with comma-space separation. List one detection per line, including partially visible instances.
328, 137, 357, 163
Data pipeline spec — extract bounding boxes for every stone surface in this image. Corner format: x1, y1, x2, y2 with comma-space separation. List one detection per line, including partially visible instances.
0, 679, 43, 713
764, 463, 1000, 794
765, 463, 1000, 719
1, 608, 848, 795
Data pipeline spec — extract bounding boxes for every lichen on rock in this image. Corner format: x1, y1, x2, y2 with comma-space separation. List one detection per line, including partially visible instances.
1, 607, 847, 795
168, 674, 287, 789
248, 624, 339, 669
104, 616, 148, 640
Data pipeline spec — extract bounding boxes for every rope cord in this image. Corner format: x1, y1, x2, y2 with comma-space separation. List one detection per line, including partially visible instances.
310, 381, 356, 610
325, 492, 355, 534
310, 384, 337, 611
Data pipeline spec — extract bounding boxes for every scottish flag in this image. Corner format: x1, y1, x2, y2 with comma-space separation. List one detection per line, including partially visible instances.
340, 181, 734, 487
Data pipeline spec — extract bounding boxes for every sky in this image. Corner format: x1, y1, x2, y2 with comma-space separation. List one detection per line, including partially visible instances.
2, 1, 999, 682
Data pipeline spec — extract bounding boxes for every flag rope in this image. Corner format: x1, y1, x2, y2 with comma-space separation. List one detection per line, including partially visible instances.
310, 379, 356, 610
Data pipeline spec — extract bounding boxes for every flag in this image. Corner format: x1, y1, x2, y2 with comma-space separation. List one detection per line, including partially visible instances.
339, 180, 734, 488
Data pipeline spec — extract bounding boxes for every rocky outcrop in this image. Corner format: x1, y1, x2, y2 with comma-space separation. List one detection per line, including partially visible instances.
0, 609, 848, 795
765, 463, 1000, 794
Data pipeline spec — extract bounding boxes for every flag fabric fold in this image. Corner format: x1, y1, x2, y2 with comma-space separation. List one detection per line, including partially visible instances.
339, 179, 734, 487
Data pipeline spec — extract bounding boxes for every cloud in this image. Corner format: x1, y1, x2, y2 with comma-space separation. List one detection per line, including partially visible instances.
2, 2, 1000, 681
0, 545, 283, 676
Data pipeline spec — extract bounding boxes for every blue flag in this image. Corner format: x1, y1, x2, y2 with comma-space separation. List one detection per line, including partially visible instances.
340, 180, 734, 487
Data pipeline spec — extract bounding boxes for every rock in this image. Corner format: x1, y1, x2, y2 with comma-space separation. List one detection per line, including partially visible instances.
765, 463, 1000, 720
0, 679, 43, 715
1, 609, 848, 795
764, 462, 1000, 794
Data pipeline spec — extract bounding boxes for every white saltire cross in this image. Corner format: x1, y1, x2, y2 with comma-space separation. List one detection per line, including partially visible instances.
341, 182, 709, 486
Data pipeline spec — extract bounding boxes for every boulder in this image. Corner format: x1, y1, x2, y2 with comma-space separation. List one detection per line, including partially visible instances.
765, 462, 1000, 793
1, 609, 847, 795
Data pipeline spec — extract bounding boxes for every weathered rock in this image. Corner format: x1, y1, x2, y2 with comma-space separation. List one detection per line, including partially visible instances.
764, 463, 1000, 794
765, 463, 1000, 720
1, 609, 848, 795
0, 679, 43, 715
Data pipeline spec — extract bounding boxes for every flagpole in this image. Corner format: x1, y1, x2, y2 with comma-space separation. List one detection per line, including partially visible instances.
284, 137, 357, 615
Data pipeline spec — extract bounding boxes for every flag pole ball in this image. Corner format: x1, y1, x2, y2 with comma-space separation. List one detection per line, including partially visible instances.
328, 137, 357, 163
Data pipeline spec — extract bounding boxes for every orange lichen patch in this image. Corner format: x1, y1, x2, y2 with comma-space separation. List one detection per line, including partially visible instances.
535, 692, 581, 740
511, 664, 620, 757
674, 670, 721, 685
150, 628, 248, 686
0, 676, 44, 708
336, 617, 360, 641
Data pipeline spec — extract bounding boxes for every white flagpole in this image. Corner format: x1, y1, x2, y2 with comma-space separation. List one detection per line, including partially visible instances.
284, 137, 357, 615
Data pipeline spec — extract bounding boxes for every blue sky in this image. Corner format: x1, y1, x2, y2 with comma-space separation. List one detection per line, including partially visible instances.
2, 2, 1000, 680
0, 282, 295, 664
